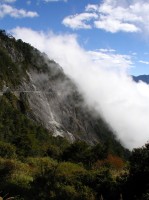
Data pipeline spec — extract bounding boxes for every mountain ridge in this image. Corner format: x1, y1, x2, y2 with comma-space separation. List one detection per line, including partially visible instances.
133, 74, 149, 84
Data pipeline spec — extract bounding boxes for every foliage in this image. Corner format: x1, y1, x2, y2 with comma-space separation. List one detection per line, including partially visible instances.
121, 143, 149, 200
93, 154, 125, 171
0, 84, 129, 200
0, 141, 16, 158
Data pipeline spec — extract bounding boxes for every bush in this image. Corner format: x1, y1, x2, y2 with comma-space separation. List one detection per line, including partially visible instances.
0, 141, 16, 158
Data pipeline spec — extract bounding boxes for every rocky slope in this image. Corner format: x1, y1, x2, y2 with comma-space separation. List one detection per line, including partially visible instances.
0, 30, 125, 151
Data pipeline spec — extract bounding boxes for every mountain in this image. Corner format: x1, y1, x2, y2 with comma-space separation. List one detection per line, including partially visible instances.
0, 30, 127, 156
1, 30, 149, 200
0, 30, 135, 200
133, 75, 149, 84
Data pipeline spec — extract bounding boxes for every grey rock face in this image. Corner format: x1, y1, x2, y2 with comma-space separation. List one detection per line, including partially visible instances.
19, 68, 102, 143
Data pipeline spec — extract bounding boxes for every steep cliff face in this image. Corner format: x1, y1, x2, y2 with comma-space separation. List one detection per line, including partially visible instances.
19, 69, 115, 144
0, 30, 120, 146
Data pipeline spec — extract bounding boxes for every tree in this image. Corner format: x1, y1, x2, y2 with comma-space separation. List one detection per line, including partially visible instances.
121, 143, 149, 200
62, 140, 90, 164
0, 141, 16, 158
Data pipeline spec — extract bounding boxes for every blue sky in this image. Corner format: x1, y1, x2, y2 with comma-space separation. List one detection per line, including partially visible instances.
1, 0, 149, 75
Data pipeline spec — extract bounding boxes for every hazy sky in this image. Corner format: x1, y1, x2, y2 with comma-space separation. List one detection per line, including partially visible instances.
1, 0, 149, 75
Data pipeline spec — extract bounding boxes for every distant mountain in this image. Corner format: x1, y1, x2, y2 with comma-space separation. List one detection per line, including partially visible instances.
133, 75, 149, 84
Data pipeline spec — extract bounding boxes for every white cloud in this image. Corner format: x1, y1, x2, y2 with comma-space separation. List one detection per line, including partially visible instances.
0, 4, 38, 18
11, 27, 149, 149
131, 52, 137, 56
85, 4, 98, 12
94, 1, 142, 33
139, 60, 149, 65
0, 0, 16, 3
88, 49, 133, 72
94, 18, 139, 33
62, 13, 98, 29
98, 48, 116, 53
63, 0, 149, 34
44, 0, 67, 2
27, 1, 31, 5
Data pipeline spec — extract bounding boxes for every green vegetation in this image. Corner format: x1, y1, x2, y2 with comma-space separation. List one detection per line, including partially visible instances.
0, 91, 148, 200
0, 91, 127, 200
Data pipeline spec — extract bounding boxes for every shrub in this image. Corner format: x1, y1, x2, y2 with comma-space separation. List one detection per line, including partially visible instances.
0, 141, 16, 158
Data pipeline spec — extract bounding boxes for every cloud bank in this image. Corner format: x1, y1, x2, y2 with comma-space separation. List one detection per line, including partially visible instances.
63, 13, 98, 30
0, 3, 38, 18
139, 60, 149, 65
11, 27, 149, 149
62, 0, 149, 33
0, 0, 16, 3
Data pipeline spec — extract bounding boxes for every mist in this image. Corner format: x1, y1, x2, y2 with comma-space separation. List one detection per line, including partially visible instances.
11, 27, 149, 149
